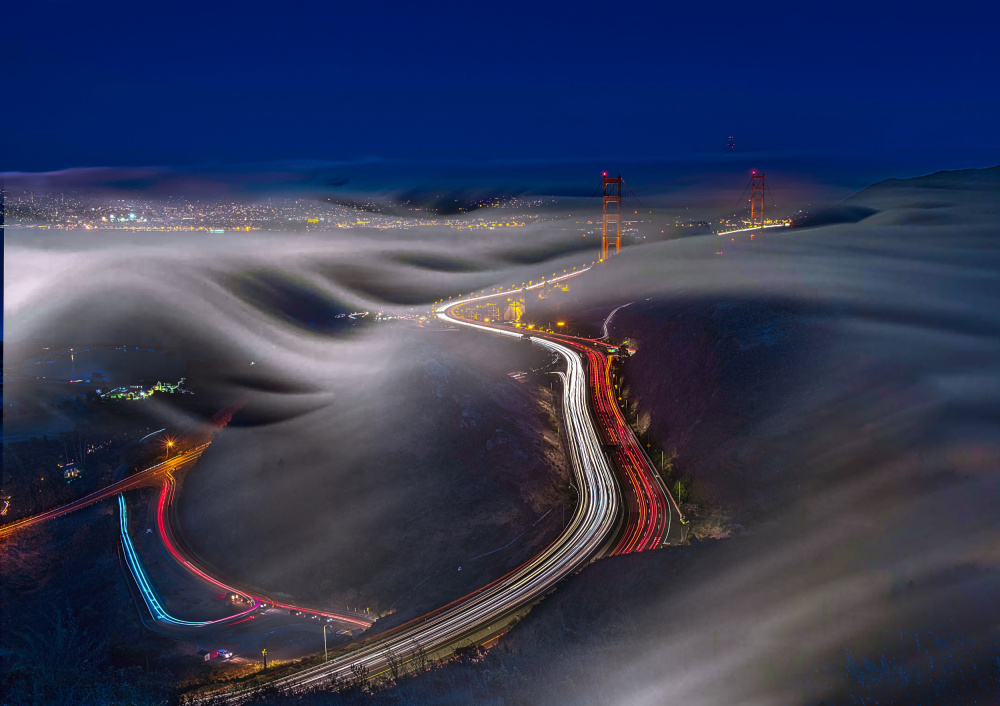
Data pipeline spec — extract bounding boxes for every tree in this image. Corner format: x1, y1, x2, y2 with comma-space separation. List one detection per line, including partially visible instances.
673, 479, 689, 503
411, 639, 428, 673
349, 663, 370, 693
384, 645, 402, 683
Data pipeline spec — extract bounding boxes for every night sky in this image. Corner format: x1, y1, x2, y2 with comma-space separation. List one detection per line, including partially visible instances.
5, 1, 999, 176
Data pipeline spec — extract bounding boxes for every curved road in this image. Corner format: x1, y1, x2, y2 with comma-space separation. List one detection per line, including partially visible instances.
188, 296, 622, 702
147, 473, 372, 629
0, 443, 212, 538
3, 444, 373, 631
525, 327, 686, 550
8, 269, 680, 702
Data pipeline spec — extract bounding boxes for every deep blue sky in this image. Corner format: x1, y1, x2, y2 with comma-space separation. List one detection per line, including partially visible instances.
5, 1, 999, 176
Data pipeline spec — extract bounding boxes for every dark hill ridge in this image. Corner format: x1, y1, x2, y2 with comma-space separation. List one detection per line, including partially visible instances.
854, 164, 1000, 196
176, 329, 571, 623
614, 297, 831, 524
333, 165, 1000, 705
796, 164, 999, 229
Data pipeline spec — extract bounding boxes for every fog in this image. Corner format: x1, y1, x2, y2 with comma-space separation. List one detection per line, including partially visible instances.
4, 165, 998, 703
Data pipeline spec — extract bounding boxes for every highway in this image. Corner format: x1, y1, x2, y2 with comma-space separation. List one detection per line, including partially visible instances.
11, 268, 677, 700
442, 280, 683, 551
522, 327, 686, 549
145, 473, 372, 630
579, 343, 670, 552
189, 290, 622, 702
0, 443, 211, 538
1, 440, 373, 631
599, 301, 633, 340
119, 491, 262, 628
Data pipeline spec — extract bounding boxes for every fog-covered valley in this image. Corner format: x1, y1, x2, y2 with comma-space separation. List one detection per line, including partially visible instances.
3, 165, 998, 705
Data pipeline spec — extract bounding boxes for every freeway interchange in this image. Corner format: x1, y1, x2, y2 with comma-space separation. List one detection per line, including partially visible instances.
184, 277, 683, 702
2, 270, 684, 703
2, 440, 373, 640
0, 443, 213, 539
188, 295, 626, 702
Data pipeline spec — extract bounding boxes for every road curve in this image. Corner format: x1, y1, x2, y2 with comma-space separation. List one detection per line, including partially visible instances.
154, 474, 372, 629
0, 444, 211, 538
188, 298, 621, 703
521, 328, 686, 547
119, 490, 263, 628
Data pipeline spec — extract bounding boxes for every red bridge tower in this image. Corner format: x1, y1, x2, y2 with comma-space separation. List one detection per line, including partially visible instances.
750, 171, 765, 228
601, 173, 623, 260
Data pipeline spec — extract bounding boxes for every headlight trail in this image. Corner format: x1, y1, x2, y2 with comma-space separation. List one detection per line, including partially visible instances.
154, 475, 372, 629
521, 326, 687, 543
190, 273, 621, 703
0, 443, 211, 538
119, 493, 259, 627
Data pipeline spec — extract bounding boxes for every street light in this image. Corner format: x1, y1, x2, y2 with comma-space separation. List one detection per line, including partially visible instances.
323, 624, 329, 662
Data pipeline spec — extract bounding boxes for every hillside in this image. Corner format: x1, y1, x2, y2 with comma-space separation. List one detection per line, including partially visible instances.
176, 328, 572, 625
263, 166, 1000, 705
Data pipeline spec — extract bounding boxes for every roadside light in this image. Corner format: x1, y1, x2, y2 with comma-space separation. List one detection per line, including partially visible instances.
557, 322, 565, 326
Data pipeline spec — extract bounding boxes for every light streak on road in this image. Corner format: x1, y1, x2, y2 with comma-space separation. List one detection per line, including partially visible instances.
192, 280, 619, 703
716, 223, 790, 237
154, 477, 261, 610
440, 267, 593, 311
599, 302, 633, 340
516, 327, 686, 544
534, 331, 678, 551
457, 275, 684, 551
580, 345, 666, 553
153, 475, 372, 629
0, 443, 211, 538
2, 434, 374, 631
138, 428, 168, 443
119, 494, 260, 627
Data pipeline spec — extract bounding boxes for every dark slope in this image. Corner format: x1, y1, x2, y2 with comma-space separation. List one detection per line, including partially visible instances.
273, 167, 1000, 706
176, 329, 571, 623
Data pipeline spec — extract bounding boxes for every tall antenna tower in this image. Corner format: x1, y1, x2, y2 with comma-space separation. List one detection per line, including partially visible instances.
727, 135, 735, 152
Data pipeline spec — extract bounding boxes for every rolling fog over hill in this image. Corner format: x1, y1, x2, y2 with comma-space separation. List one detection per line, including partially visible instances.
3, 166, 999, 704
374, 166, 1000, 705
6, 1, 999, 701
177, 328, 571, 622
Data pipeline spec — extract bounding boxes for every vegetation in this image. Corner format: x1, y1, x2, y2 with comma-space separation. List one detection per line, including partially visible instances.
0, 508, 176, 705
